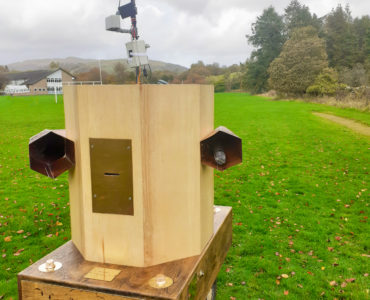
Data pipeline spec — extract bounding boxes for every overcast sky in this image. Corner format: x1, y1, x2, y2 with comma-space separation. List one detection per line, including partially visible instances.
0, 0, 368, 67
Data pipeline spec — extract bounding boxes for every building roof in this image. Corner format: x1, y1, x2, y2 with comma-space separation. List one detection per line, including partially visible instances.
5, 70, 54, 85
4, 68, 74, 86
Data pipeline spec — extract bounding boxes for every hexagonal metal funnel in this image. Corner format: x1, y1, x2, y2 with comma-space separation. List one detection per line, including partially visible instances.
200, 126, 242, 171
29, 130, 75, 179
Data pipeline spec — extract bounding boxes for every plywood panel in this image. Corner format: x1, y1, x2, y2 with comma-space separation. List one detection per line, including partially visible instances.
199, 85, 215, 249
64, 86, 86, 255
21, 281, 139, 300
64, 86, 145, 266
142, 85, 202, 266
63, 85, 214, 267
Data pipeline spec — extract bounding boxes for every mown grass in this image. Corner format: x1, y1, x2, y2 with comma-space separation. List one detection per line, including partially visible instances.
0, 94, 369, 299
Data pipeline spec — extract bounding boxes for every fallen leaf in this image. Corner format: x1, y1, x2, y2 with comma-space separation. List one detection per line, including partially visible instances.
284, 290, 289, 296
56, 221, 63, 226
13, 248, 24, 256
335, 236, 342, 241
4, 236, 12, 242
276, 280, 280, 285
364, 273, 368, 277
345, 278, 355, 283
329, 281, 337, 286
297, 284, 303, 288
281, 274, 289, 278
328, 247, 334, 252
16, 230, 24, 234
46, 234, 53, 238
341, 282, 347, 288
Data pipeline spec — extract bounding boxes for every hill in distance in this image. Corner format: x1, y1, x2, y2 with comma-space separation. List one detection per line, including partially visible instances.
7, 57, 188, 74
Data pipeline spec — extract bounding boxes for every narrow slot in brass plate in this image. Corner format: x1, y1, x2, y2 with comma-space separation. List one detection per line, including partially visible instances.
90, 138, 134, 215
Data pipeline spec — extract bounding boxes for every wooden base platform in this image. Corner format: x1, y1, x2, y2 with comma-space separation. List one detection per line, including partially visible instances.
18, 206, 232, 300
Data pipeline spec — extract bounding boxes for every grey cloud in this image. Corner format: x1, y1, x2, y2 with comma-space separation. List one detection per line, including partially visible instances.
0, 0, 368, 67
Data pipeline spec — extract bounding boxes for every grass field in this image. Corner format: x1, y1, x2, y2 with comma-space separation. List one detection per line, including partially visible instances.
0, 94, 369, 299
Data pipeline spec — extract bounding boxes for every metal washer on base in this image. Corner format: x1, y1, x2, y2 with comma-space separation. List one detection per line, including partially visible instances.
38, 259, 63, 273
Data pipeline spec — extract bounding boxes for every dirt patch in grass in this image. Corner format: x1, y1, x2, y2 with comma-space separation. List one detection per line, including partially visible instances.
313, 112, 370, 137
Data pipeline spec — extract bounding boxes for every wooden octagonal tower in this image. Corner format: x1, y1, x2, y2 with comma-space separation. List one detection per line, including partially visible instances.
63, 85, 214, 267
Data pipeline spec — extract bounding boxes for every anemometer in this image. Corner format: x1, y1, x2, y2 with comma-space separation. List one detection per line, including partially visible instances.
105, 0, 150, 83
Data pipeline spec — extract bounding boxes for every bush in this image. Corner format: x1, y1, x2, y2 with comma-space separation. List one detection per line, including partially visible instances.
214, 78, 226, 93
268, 26, 328, 95
306, 68, 346, 96
339, 64, 369, 87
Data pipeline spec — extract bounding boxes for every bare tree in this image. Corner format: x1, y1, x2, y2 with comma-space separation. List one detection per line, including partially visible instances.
114, 62, 127, 84
49, 61, 60, 69
0, 73, 8, 90
0, 65, 9, 73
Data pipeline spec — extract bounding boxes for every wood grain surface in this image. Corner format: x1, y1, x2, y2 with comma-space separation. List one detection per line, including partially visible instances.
63, 85, 215, 267
18, 206, 232, 300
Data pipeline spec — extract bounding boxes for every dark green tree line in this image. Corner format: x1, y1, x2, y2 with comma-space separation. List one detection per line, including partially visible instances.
244, 1, 370, 95
268, 26, 328, 95
244, 7, 286, 93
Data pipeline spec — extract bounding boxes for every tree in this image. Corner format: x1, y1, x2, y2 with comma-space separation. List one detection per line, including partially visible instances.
207, 63, 223, 76
324, 5, 357, 68
244, 6, 286, 93
188, 61, 211, 77
113, 62, 126, 84
214, 77, 226, 93
352, 16, 370, 65
306, 68, 345, 96
339, 64, 368, 87
0, 65, 9, 73
0, 73, 8, 90
183, 72, 207, 84
49, 61, 60, 69
284, 0, 320, 35
77, 68, 110, 83
268, 26, 328, 95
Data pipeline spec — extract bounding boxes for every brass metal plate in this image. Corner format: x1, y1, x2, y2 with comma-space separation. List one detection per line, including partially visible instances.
90, 138, 134, 215
84, 267, 121, 282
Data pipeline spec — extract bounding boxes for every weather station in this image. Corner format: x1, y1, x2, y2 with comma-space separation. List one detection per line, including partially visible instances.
17, 1, 243, 299
105, 0, 150, 83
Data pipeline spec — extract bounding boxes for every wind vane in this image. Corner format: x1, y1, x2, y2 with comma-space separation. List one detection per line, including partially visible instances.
105, 0, 150, 83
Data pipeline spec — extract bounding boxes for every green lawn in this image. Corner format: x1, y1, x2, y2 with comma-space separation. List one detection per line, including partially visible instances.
0, 94, 369, 299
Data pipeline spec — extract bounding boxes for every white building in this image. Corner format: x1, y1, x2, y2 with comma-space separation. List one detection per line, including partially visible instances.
4, 68, 75, 96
